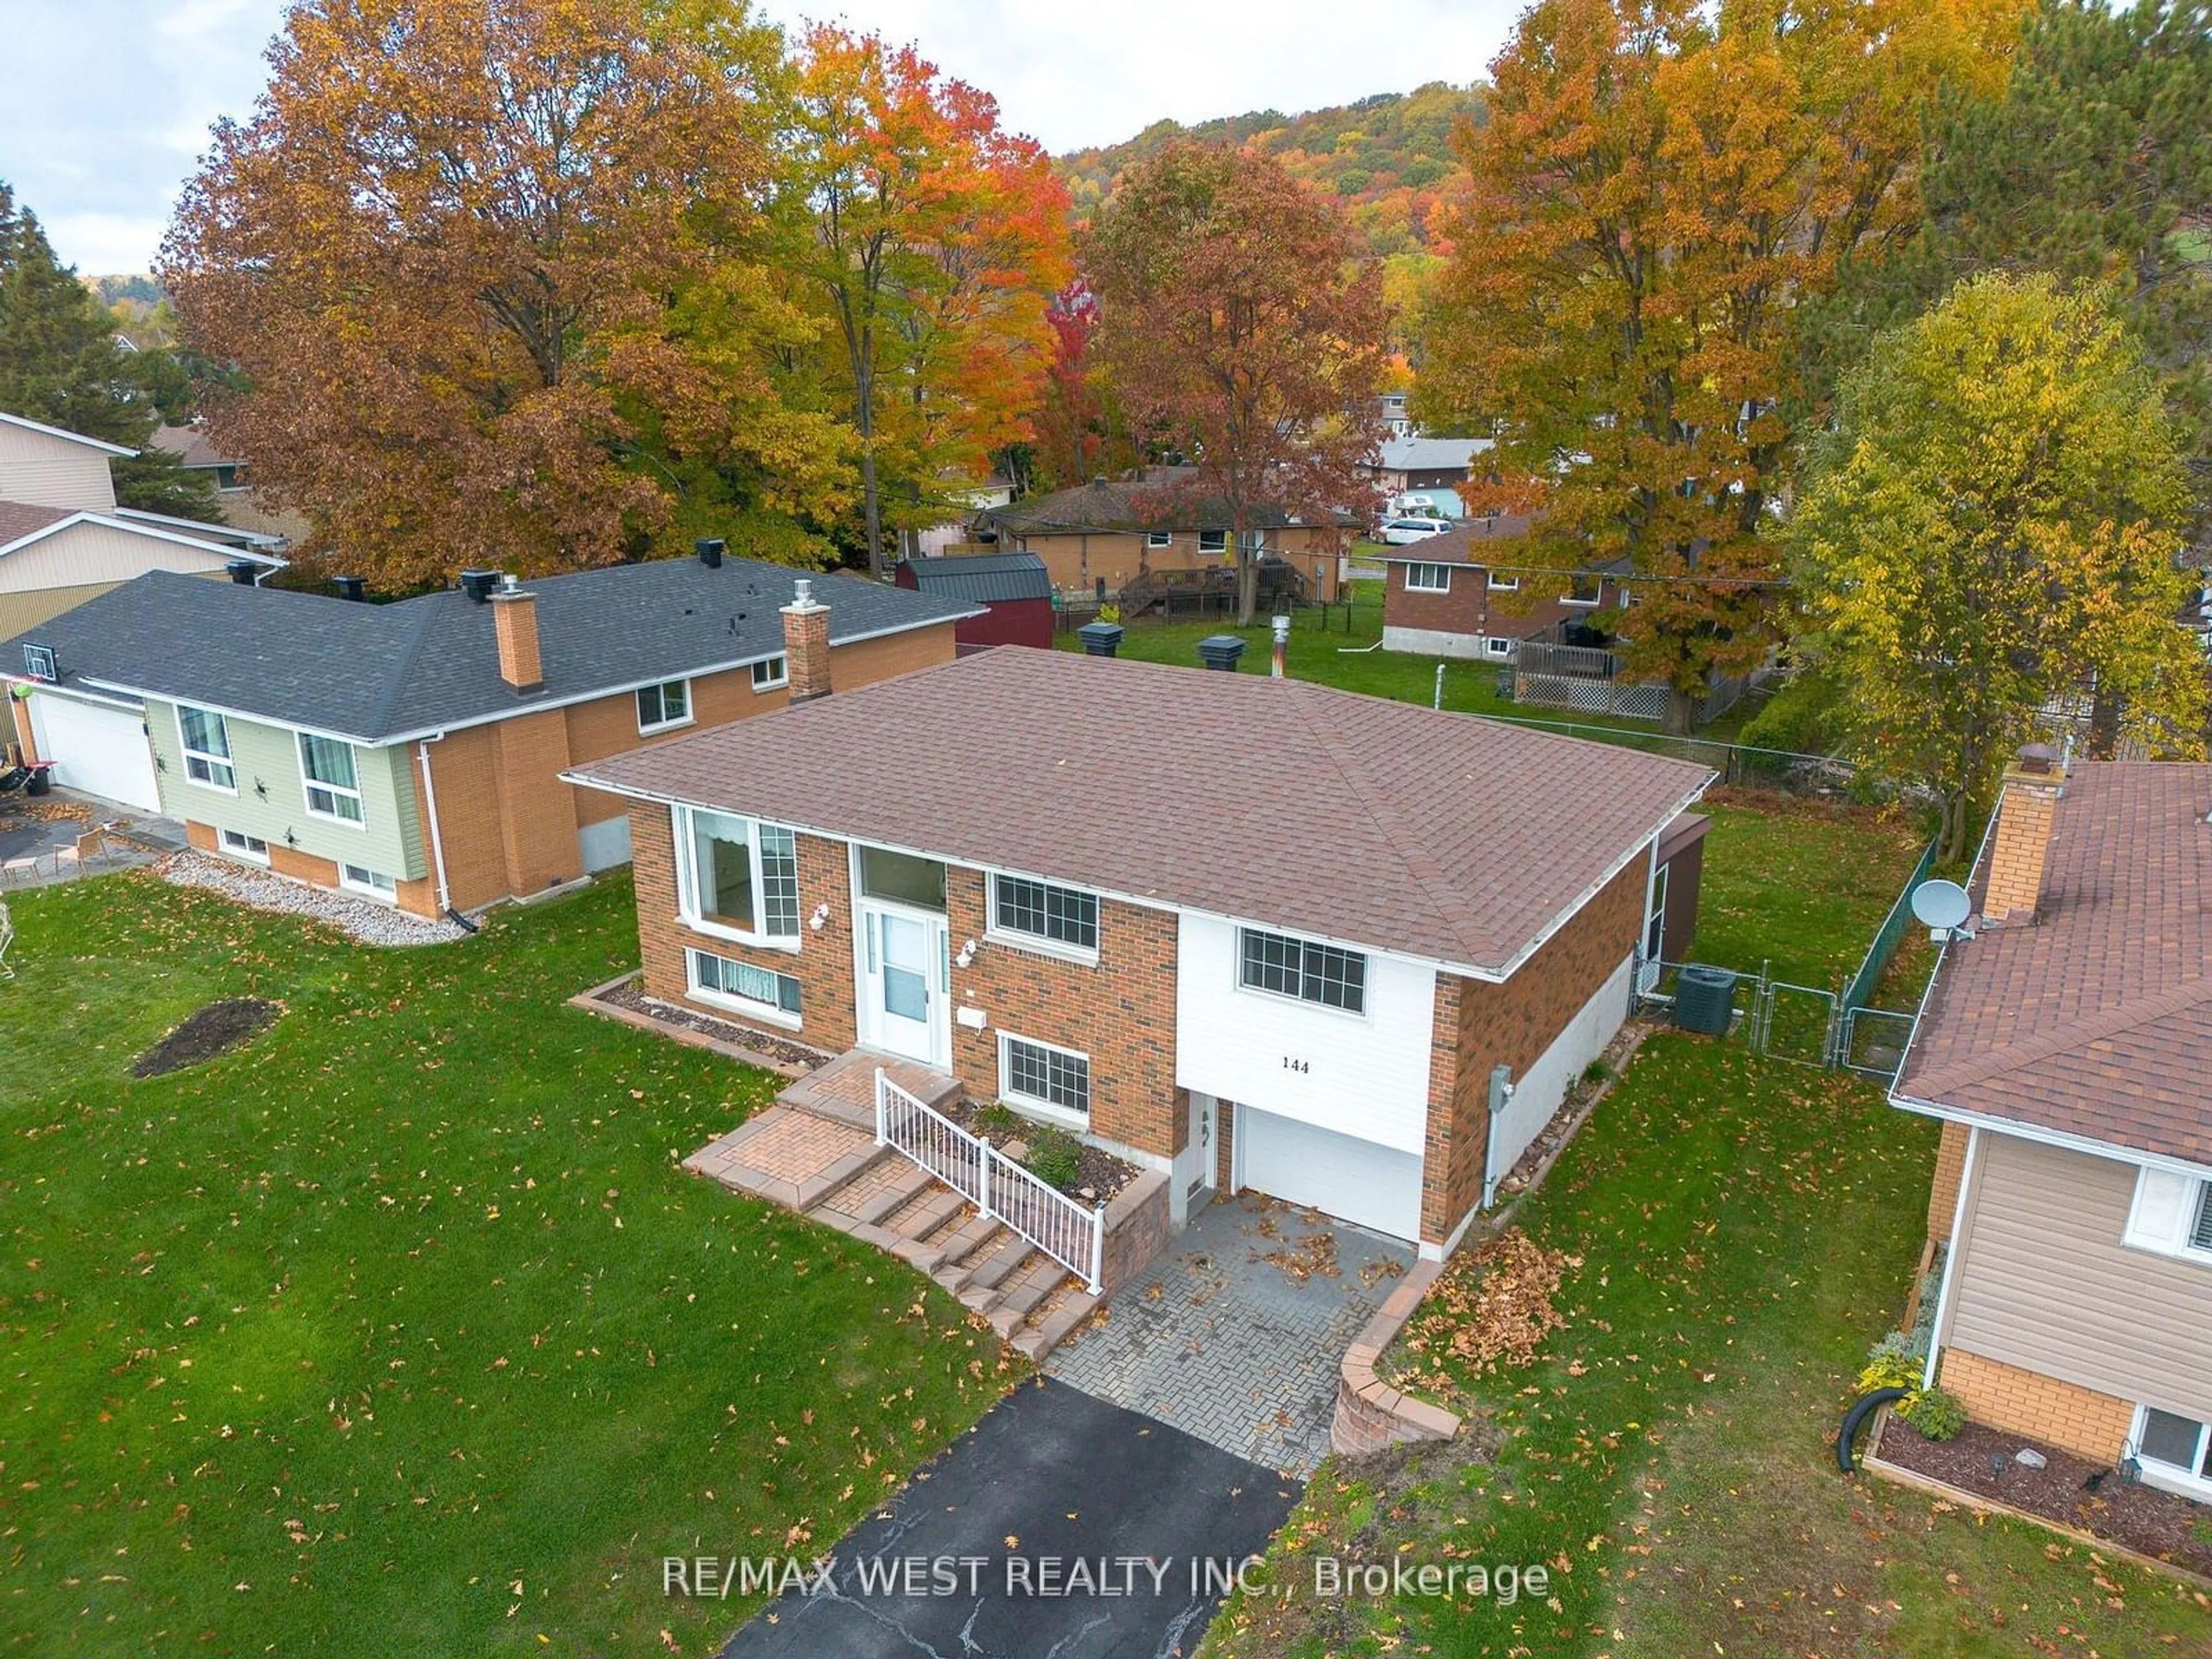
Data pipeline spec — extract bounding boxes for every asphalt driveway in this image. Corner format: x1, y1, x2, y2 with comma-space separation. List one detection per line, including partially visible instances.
718, 1377, 1298, 1659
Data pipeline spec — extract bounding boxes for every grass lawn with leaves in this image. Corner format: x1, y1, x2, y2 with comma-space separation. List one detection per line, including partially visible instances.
0, 873, 1010, 1656
1199, 1037, 2212, 1657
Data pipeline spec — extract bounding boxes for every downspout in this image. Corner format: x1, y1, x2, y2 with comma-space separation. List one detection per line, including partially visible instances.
416, 734, 474, 932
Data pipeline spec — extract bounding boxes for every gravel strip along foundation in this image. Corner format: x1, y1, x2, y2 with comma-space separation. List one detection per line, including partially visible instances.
161, 851, 469, 946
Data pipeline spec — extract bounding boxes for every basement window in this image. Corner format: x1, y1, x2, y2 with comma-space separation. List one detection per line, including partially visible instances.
688, 947, 802, 1027
1486, 637, 1514, 658
636, 679, 691, 734
2131, 1404, 2212, 1500
1000, 1032, 1091, 1123
752, 656, 788, 692
339, 864, 396, 902
218, 828, 269, 865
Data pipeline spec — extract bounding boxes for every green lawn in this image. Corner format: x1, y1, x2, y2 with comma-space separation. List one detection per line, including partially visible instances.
1200, 1038, 2212, 1658
1058, 578, 1758, 751
0, 874, 1009, 1656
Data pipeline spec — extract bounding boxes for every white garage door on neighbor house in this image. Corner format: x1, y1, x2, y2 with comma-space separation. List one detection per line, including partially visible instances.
26, 688, 158, 810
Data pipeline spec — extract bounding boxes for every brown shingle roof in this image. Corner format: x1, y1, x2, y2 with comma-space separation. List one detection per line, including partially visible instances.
0, 500, 74, 550
1374, 516, 1537, 565
987, 469, 1357, 536
1897, 762, 2212, 1166
569, 648, 1711, 974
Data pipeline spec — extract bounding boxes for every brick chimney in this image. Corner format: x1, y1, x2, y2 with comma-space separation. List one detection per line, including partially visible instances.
1983, 743, 2065, 925
781, 578, 831, 703
490, 575, 543, 694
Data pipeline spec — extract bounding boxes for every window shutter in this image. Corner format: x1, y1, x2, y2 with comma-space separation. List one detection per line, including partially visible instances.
2124, 1166, 2194, 1252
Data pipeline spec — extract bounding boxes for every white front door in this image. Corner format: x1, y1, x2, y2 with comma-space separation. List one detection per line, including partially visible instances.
859, 902, 946, 1066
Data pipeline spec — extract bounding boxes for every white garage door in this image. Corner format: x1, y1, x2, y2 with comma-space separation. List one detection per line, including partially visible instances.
27, 692, 160, 812
1237, 1105, 1423, 1241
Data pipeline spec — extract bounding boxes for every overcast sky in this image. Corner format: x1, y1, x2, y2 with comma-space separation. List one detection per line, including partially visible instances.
0, 0, 1520, 276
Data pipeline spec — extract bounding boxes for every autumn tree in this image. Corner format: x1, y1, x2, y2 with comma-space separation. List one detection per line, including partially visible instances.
1790, 274, 2205, 858
1421, 0, 2024, 729
163, 0, 849, 589
1805, 0, 2212, 510
1082, 142, 1388, 625
784, 26, 1069, 573
0, 183, 216, 519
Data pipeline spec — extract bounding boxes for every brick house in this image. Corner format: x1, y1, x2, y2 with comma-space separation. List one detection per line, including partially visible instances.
1378, 516, 1627, 661
1897, 752, 2212, 1496
979, 469, 1351, 604
1, 550, 971, 917
567, 634, 1713, 1256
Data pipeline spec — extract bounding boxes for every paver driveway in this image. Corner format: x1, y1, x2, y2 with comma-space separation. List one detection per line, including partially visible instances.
1047, 1193, 1414, 1475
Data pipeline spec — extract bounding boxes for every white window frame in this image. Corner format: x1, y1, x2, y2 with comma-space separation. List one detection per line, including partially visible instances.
1234, 925, 1369, 1018
338, 863, 396, 903
986, 871, 1100, 963
998, 1031, 1092, 1127
1484, 637, 1514, 658
1404, 563, 1451, 594
2122, 1165, 2212, 1266
2127, 1402, 2212, 1500
673, 805, 801, 951
685, 946, 803, 1030
1145, 530, 1173, 550
1487, 570, 1521, 591
751, 656, 788, 692
175, 704, 237, 793
1561, 576, 1603, 608
1198, 529, 1229, 554
217, 828, 269, 865
297, 733, 365, 826
635, 678, 692, 734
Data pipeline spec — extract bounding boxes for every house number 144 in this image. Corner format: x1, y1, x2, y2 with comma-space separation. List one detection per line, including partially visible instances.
1282, 1056, 1310, 1074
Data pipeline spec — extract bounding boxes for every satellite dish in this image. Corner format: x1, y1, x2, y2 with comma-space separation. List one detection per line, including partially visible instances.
1911, 879, 1973, 932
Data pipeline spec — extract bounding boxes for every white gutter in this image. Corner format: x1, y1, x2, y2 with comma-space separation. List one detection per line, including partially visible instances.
416, 735, 453, 914
1921, 1124, 1980, 1390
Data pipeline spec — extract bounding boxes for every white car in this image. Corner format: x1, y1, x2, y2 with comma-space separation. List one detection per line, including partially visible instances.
1379, 516, 1453, 546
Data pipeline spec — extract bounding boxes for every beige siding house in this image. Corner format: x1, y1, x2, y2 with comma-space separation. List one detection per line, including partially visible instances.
1897, 753, 2212, 1495
0, 412, 126, 509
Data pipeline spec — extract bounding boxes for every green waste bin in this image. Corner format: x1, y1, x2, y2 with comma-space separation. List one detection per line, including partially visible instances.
1673, 965, 1737, 1035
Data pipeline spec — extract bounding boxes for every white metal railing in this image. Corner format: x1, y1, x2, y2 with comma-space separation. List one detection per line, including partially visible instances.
875, 1068, 1103, 1292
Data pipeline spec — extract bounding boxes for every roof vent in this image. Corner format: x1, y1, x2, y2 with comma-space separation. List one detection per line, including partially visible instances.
225, 559, 260, 586
332, 575, 366, 602
696, 537, 725, 569
458, 569, 499, 603
1197, 634, 1246, 672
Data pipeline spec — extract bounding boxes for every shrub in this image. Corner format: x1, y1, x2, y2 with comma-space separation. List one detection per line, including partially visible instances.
1857, 1339, 1922, 1395
1024, 1127, 1083, 1193
1899, 1387, 1968, 1441
1579, 1058, 1614, 1089
974, 1103, 1019, 1136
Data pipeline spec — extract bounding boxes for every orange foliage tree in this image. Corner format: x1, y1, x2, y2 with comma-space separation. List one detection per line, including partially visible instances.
1421, 0, 2026, 728
785, 26, 1069, 574
1082, 142, 1388, 625
162, 0, 849, 589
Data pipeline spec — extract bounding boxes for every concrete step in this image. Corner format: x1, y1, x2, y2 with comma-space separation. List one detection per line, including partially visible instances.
934, 1214, 1006, 1275
884, 1185, 967, 1244
992, 1256, 1065, 1322
962, 1232, 1037, 1293
1012, 1289, 1102, 1361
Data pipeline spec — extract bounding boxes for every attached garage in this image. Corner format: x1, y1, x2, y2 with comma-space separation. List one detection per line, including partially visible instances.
1236, 1105, 1424, 1241
25, 688, 160, 811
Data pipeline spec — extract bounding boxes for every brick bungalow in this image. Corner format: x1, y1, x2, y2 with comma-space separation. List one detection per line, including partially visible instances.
1897, 751, 2212, 1497
1378, 516, 1627, 661
567, 628, 1713, 1256
980, 468, 1351, 603
1, 549, 971, 917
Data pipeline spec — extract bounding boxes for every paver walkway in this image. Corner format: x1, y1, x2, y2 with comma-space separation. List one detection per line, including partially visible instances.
1046, 1192, 1414, 1476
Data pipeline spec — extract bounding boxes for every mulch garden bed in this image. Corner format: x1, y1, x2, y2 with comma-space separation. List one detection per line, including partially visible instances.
1880, 1416, 2212, 1579
938, 1093, 1139, 1203
594, 978, 833, 1073
132, 998, 281, 1078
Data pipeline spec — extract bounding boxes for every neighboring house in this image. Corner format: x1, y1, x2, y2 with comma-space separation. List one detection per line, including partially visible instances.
1375, 391, 1414, 439
1377, 517, 1624, 660
1, 551, 972, 907
149, 422, 311, 547
0, 412, 285, 639
980, 469, 1350, 603
911, 475, 1016, 560
1897, 751, 2212, 1500
566, 641, 1714, 1255
1364, 435, 1493, 500
894, 551, 1053, 652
